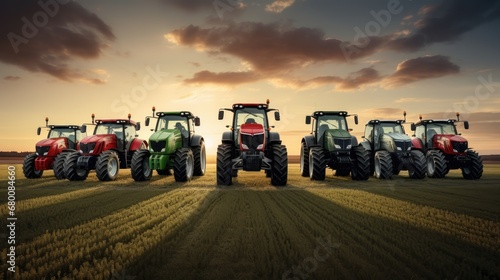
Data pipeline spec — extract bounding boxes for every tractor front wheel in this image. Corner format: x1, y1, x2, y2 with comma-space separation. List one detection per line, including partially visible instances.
271, 145, 288, 186
462, 151, 483, 180
374, 150, 392, 179
131, 149, 152, 181
53, 153, 68, 180
217, 144, 233, 186
23, 153, 43, 179
193, 141, 207, 176
351, 146, 370, 181
173, 148, 194, 182
300, 142, 309, 177
309, 147, 326, 181
64, 152, 89, 181
409, 150, 426, 179
96, 151, 120, 181
426, 150, 448, 178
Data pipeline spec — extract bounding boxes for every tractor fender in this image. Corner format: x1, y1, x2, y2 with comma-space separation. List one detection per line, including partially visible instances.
302, 135, 315, 149
411, 138, 424, 150
351, 135, 359, 147
190, 135, 204, 147
222, 131, 233, 144
359, 141, 371, 151
268, 132, 282, 145
129, 138, 148, 151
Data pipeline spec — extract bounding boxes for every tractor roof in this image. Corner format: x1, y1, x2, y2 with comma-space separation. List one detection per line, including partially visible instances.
368, 120, 405, 125
96, 119, 137, 125
156, 111, 194, 118
48, 125, 81, 130
414, 119, 457, 126
311, 111, 348, 118
232, 103, 268, 109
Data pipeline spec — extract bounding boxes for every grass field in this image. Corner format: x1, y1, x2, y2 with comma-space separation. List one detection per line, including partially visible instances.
1, 164, 499, 280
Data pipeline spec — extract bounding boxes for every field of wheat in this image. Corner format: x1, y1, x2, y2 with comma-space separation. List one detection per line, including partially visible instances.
1, 163, 499, 280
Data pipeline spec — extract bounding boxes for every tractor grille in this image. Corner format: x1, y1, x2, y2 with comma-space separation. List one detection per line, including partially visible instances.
80, 142, 96, 153
36, 146, 50, 156
395, 141, 411, 152
241, 134, 264, 150
334, 138, 351, 150
452, 142, 468, 153
150, 140, 166, 152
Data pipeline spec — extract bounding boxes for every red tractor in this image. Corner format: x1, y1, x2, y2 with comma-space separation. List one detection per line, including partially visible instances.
64, 114, 147, 181
217, 100, 288, 186
23, 118, 85, 179
411, 113, 483, 179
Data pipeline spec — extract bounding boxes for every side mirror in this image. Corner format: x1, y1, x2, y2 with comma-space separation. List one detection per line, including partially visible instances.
354, 115, 359, 125
410, 123, 416, 131
81, 125, 87, 134
136, 122, 141, 131
218, 110, 224, 120
194, 117, 200, 126
464, 121, 469, 129
305, 116, 311, 125
37, 127, 41, 135
274, 111, 280, 121
145, 117, 150, 127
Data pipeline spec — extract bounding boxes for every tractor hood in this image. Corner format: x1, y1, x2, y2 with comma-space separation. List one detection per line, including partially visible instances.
324, 129, 351, 139
241, 123, 265, 135
383, 133, 411, 142
380, 133, 411, 153
435, 134, 467, 143
324, 129, 353, 151
149, 129, 181, 142
81, 134, 116, 144
36, 137, 66, 148
433, 134, 468, 154
35, 137, 67, 156
78, 134, 117, 155
148, 129, 182, 154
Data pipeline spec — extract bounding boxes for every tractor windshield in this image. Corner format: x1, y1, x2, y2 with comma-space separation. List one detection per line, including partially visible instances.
234, 108, 267, 129
379, 123, 405, 134
156, 115, 189, 137
317, 115, 348, 131
426, 123, 457, 135
95, 124, 124, 139
48, 128, 76, 139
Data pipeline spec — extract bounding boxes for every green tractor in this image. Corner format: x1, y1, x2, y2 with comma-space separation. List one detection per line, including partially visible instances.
360, 112, 426, 179
130, 107, 206, 182
301, 111, 370, 181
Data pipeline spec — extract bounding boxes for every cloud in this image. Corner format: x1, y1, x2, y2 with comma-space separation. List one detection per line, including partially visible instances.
0, 1, 115, 82
265, 0, 296, 13
161, 0, 215, 12
382, 55, 460, 88
4, 76, 21, 81
184, 70, 261, 85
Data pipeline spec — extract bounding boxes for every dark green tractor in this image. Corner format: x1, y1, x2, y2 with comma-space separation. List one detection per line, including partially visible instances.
301, 111, 370, 181
130, 107, 206, 182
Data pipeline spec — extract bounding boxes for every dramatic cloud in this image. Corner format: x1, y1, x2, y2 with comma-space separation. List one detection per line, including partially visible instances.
184, 70, 261, 85
4, 76, 21, 81
161, 0, 215, 12
265, 0, 296, 13
382, 55, 460, 88
0, 1, 115, 82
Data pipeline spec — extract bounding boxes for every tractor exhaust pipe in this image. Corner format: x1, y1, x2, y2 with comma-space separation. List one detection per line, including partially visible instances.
456, 112, 460, 121
45, 117, 49, 126
91, 113, 95, 124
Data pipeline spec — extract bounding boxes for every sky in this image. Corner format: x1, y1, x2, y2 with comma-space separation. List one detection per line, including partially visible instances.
1, 0, 500, 155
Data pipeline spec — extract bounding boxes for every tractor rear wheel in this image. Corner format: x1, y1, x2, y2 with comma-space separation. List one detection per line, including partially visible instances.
23, 153, 43, 179
374, 150, 392, 179
271, 145, 288, 186
96, 151, 120, 181
426, 150, 448, 178
53, 153, 68, 180
131, 149, 152, 181
217, 144, 233, 186
193, 141, 206, 176
462, 151, 483, 180
173, 148, 194, 182
300, 142, 309, 177
408, 150, 426, 179
309, 147, 326, 180
64, 152, 89, 181
351, 146, 370, 181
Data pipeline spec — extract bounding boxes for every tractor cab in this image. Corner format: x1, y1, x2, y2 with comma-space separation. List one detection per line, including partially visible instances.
306, 111, 358, 151
363, 120, 409, 152
411, 117, 469, 154
146, 109, 200, 149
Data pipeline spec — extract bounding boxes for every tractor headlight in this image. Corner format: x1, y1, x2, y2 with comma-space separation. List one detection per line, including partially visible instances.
43, 152, 48, 156
79, 150, 83, 153
256, 144, 263, 150
242, 144, 249, 150
397, 147, 402, 151
453, 149, 458, 153
161, 148, 165, 152
89, 150, 94, 154
347, 145, 352, 149
335, 144, 341, 149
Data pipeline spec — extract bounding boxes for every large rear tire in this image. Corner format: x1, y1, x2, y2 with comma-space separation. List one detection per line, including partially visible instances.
23, 153, 43, 179
193, 141, 206, 176
64, 152, 89, 181
131, 149, 152, 181
462, 151, 483, 180
53, 153, 68, 180
217, 144, 232, 186
173, 148, 194, 182
374, 150, 392, 179
271, 145, 288, 186
300, 142, 309, 177
309, 147, 326, 181
351, 146, 370, 181
408, 150, 426, 179
426, 150, 448, 178
96, 151, 120, 181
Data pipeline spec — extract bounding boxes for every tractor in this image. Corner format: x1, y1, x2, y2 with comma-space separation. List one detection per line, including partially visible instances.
23, 117, 85, 179
360, 112, 426, 179
301, 111, 370, 181
64, 114, 147, 181
410, 113, 483, 179
130, 107, 206, 182
217, 100, 287, 186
